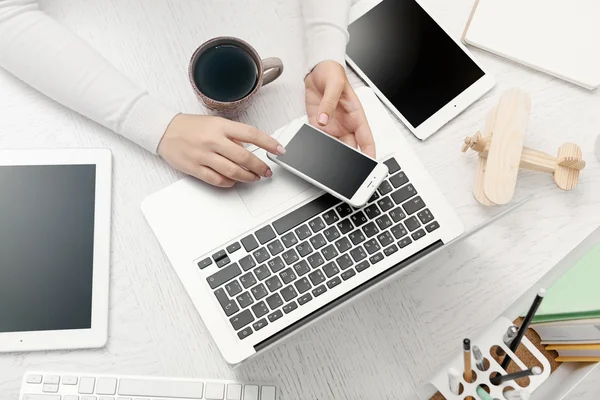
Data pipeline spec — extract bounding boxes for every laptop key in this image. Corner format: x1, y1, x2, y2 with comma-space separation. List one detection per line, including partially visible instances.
368, 191, 379, 203
293, 260, 311, 276
389, 207, 406, 223
298, 293, 313, 305
279, 268, 297, 284
322, 209, 339, 225
253, 318, 268, 331
239, 255, 256, 271
267, 256, 285, 273
207, 263, 241, 289
215, 288, 239, 316
378, 180, 393, 195
282, 249, 299, 265
391, 184, 417, 204
216, 256, 231, 268
310, 233, 327, 250
197, 257, 212, 270
337, 218, 354, 235
362, 222, 379, 238
426, 221, 440, 232
336, 203, 353, 218
377, 196, 395, 212
323, 262, 340, 278
412, 229, 426, 241
230, 309, 254, 330
225, 280, 242, 297
383, 244, 399, 257
236, 292, 254, 308
351, 211, 368, 227
326, 276, 342, 289
403, 196, 426, 215
308, 270, 326, 285
266, 293, 283, 310
273, 193, 339, 235
296, 241, 313, 257
391, 223, 408, 239
255, 225, 276, 244
384, 158, 401, 174
364, 239, 381, 255
283, 301, 298, 313
265, 276, 283, 293
405, 216, 421, 231
334, 237, 352, 253
241, 235, 259, 252
323, 226, 341, 242
356, 260, 370, 272
341, 268, 356, 280
281, 285, 298, 301
252, 302, 269, 318
418, 208, 434, 224
226, 242, 241, 253
390, 171, 409, 188
375, 214, 392, 230
307, 253, 324, 268
294, 277, 312, 294
251, 284, 268, 300
398, 237, 412, 248
253, 248, 270, 263
336, 254, 353, 270
377, 231, 394, 247
281, 232, 298, 248
321, 244, 338, 261
267, 240, 284, 256
268, 309, 284, 323
309, 216, 326, 233
350, 246, 367, 262
312, 284, 327, 297
212, 250, 227, 262
255, 265, 271, 280
240, 272, 257, 289
237, 326, 253, 339
294, 224, 312, 240
364, 204, 381, 219
370, 252, 384, 264
349, 229, 366, 245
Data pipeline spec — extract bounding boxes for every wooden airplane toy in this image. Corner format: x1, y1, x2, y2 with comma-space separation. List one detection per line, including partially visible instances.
461, 88, 586, 206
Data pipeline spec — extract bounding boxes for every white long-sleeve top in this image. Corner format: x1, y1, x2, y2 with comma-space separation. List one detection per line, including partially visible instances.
0, 0, 351, 154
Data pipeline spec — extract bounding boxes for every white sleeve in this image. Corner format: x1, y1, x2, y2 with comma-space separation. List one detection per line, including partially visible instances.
0, 0, 179, 154
302, 0, 352, 76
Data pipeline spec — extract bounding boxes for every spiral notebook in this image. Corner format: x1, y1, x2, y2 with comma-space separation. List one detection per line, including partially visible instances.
462, 0, 599, 90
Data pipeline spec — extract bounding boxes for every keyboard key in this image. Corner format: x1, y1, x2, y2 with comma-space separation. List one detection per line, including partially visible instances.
253, 248, 270, 263
267, 240, 284, 256
295, 277, 312, 293
390, 171, 409, 187
43, 384, 59, 393
266, 293, 283, 310
96, 378, 117, 395
377, 196, 394, 212
426, 221, 440, 232
198, 257, 212, 269
327, 276, 342, 289
412, 229, 426, 241
336, 203, 353, 218
205, 383, 225, 400
337, 218, 354, 234
384, 157, 401, 174
268, 309, 284, 322
253, 318, 268, 331
252, 302, 269, 318
118, 378, 203, 398
418, 208, 434, 224
391, 223, 408, 239
349, 229, 366, 245
80, 396, 96, 400
323, 262, 340, 278
298, 293, 313, 305
64, 396, 79, 400
79, 377, 95, 394
239, 272, 257, 289
364, 204, 381, 219
350, 246, 367, 262
282, 249, 299, 265
362, 222, 379, 238
281, 285, 298, 301
273, 194, 339, 234
207, 263, 242, 289
283, 301, 298, 313
293, 260, 311, 276
281, 232, 298, 248
216, 256, 231, 268
321, 244, 338, 261
236, 292, 254, 308
398, 237, 412, 248
308, 270, 326, 285
377, 231, 394, 247
296, 241, 313, 257
384, 244, 399, 257
312, 284, 327, 297
226, 242, 241, 253
18, 396, 60, 400
368, 191, 379, 203
265, 276, 283, 292
364, 239, 381, 254
307, 253, 324, 268
238, 327, 253, 340
212, 250, 227, 262
225, 280, 242, 297
391, 184, 417, 204
375, 214, 392, 230
255, 225, 276, 244
323, 226, 341, 242
261, 386, 277, 400
244, 386, 260, 400
356, 260, 370, 272
378, 180, 393, 195
389, 207, 406, 223
369, 252, 384, 264
341, 269, 356, 280
230, 310, 254, 330
279, 268, 297, 284
251, 284, 268, 300
255, 265, 271, 280
26, 375, 43, 384
405, 216, 421, 231
227, 384, 242, 400
336, 254, 353, 270
239, 255, 256, 271
267, 257, 285, 273
334, 237, 352, 253
294, 224, 312, 240
241, 235, 259, 252
318, 210, 338, 228
403, 196, 426, 215
215, 288, 239, 316
350, 211, 368, 227
309, 233, 327, 250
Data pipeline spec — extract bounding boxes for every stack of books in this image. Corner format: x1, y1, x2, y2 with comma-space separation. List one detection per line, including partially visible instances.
530, 242, 600, 362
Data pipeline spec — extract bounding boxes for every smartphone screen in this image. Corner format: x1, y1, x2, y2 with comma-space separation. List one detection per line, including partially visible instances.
277, 124, 377, 199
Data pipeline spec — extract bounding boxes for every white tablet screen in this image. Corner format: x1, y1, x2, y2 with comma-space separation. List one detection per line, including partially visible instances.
0, 165, 96, 333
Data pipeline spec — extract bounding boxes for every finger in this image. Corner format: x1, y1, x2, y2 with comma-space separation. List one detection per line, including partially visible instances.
217, 139, 272, 178
317, 78, 345, 126
344, 84, 376, 158
190, 165, 236, 188
227, 122, 285, 156
338, 134, 357, 149
206, 154, 261, 183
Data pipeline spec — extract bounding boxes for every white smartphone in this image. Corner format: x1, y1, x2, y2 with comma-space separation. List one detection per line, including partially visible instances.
267, 120, 389, 207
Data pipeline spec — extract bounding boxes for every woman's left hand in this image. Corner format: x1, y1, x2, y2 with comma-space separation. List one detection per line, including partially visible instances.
305, 60, 376, 158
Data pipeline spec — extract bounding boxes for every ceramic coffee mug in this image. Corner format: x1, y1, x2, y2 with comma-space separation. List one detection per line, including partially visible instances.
188, 36, 283, 116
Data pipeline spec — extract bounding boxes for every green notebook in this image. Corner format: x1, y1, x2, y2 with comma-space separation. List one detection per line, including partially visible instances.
531, 242, 600, 324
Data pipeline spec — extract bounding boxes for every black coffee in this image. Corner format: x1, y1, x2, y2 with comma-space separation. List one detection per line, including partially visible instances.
193, 44, 259, 102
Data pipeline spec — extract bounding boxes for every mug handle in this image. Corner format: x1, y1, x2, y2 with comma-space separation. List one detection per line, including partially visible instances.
261, 57, 284, 86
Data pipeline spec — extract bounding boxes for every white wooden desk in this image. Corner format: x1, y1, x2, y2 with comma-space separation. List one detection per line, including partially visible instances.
1, 0, 599, 399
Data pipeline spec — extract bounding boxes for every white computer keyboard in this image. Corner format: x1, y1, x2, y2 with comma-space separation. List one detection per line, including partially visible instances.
19, 371, 278, 400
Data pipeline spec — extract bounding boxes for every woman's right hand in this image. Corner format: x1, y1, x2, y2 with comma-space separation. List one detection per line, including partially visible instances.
158, 114, 286, 187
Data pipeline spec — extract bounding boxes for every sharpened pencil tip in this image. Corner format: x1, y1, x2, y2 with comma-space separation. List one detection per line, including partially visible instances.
538, 288, 546, 297
532, 366, 542, 375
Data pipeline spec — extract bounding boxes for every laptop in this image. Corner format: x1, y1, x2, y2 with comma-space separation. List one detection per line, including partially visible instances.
141, 88, 466, 365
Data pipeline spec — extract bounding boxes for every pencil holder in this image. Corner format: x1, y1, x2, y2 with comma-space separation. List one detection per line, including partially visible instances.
428, 317, 551, 400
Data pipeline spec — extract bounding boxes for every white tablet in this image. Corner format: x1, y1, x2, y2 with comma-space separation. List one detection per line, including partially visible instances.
346, 0, 495, 140
0, 149, 112, 352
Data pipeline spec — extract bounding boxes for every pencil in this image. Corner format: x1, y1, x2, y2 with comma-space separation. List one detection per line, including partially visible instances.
490, 367, 542, 385
501, 289, 546, 370
463, 338, 472, 383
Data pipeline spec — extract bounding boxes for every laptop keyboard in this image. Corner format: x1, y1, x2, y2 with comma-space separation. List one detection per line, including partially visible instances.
198, 157, 441, 340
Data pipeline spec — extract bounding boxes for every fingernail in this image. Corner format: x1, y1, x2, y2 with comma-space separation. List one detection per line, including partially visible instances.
253, 175, 260, 182
277, 145, 286, 155
318, 113, 329, 125
265, 168, 273, 178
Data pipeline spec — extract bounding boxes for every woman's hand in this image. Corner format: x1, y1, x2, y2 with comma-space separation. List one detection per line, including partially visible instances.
158, 114, 285, 187
305, 60, 376, 158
